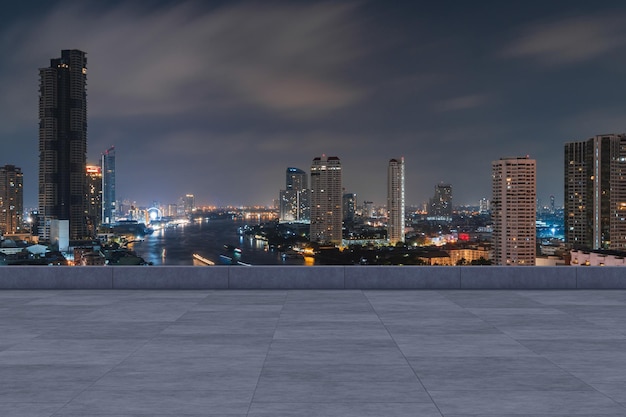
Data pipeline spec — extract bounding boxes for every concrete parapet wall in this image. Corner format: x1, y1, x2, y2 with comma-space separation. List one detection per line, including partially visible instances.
0, 266, 623, 289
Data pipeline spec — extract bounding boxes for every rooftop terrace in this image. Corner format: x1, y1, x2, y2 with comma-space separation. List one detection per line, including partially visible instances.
2, 279, 626, 415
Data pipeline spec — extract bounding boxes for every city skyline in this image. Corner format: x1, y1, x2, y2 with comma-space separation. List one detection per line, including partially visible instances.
2, 1, 626, 207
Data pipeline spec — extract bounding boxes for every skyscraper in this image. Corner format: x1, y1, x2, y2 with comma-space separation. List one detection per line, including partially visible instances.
101, 146, 116, 224
279, 167, 310, 222
286, 167, 307, 191
38, 49, 88, 241
310, 156, 342, 244
342, 193, 357, 224
0, 165, 24, 235
429, 183, 452, 218
86, 165, 102, 236
387, 158, 405, 244
565, 134, 626, 250
492, 156, 536, 266
183, 194, 195, 214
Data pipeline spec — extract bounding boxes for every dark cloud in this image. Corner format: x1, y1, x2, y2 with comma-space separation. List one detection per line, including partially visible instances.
2, 1, 626, 208
502, 12, 626, 66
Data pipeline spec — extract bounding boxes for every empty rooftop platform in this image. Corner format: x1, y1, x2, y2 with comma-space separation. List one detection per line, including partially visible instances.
2, 288, 626, 416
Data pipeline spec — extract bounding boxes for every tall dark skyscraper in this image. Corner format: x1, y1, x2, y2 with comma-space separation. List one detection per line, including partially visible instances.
342, 192, 357, 224
38, 49, 88, 241
101, 146, 116, 224
0, 165, 24, 235
429, 183, 452, 218
565, 134, 626, 250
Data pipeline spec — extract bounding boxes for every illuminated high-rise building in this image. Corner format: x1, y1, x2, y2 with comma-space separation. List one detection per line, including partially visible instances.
38, 49, 88, 241
479, 197, 490, 214
310, 156, 342, 244
387, 158, 405, 244
565, 134, 626, 250
492, 156, 536, 266
286, 167, 307, 191
101, 146, 116, 224
183, 194, 195, 214
86, 165, 102, 236
342, 193, 357, 224
167, 204, 178, 217
0, 165, 23, 235
363, 201, 374, 218
429, 183, 452, 218
279, 167, 310, 222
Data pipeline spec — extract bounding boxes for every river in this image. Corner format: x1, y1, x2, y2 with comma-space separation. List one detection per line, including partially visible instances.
130, 218, 308, 266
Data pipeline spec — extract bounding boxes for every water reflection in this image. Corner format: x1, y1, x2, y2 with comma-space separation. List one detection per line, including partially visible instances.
132, 219, 307, 266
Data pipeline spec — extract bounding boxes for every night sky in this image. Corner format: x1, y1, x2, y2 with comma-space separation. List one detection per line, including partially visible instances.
2, 1, 626, 208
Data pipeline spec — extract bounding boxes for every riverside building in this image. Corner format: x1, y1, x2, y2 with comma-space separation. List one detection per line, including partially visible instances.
310, 156, 342, 244
101, 146, 116, 224
279, 167, 310, 222
38, 49, 88, 241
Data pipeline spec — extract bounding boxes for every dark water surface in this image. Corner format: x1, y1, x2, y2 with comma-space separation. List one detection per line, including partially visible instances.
131, 218, 306, 266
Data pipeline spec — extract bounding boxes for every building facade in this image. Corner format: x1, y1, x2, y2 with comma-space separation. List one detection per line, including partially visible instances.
342, 193, 357, 224
429, 183, 452, 219
279, 167, 310, 222
38, 49, 88, 241
387, 158, 405, 244
0, 165, 24, 235
101, 146, 116, 224
183, 194, 195, 214
86, 165, 102, 236
565, 134, 626, 250
491, 156, 536, 265
310, 156, 342, 244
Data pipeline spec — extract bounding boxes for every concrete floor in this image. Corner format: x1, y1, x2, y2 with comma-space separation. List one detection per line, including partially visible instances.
2, 290, 626, 416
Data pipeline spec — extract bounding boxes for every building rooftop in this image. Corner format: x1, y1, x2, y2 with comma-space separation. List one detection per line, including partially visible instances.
2, 288, 626, 416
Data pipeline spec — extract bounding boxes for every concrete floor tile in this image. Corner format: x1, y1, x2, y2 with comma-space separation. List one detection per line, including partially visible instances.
54, 415, 246, 417
442, 291, 545, 308
0, 364, 111, 386
0, 403, 65, 417
277, 312, 381, 323
266, 339, 408, 365
429, 390, 626, 414
409, 357, 591, 391
272, 327, 391, 340
260, 363, 417, 382
0, 349, 133, 366
189, 303, 284, 312
518, 339, 626, 359
397, 334, 537, 357
384, 317, 500, 336
590, 382, 626, 403
35, 321, 170, 340
57, 389, 252, 415
253, 379, 431, 403
445, 415, 626, 417
0, 386, 80, 403
77, 303, 191, 322
160, 321, 277, 336
92, 369, 261, 391
3, 289, 626, 415
248, 402, 442, 416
